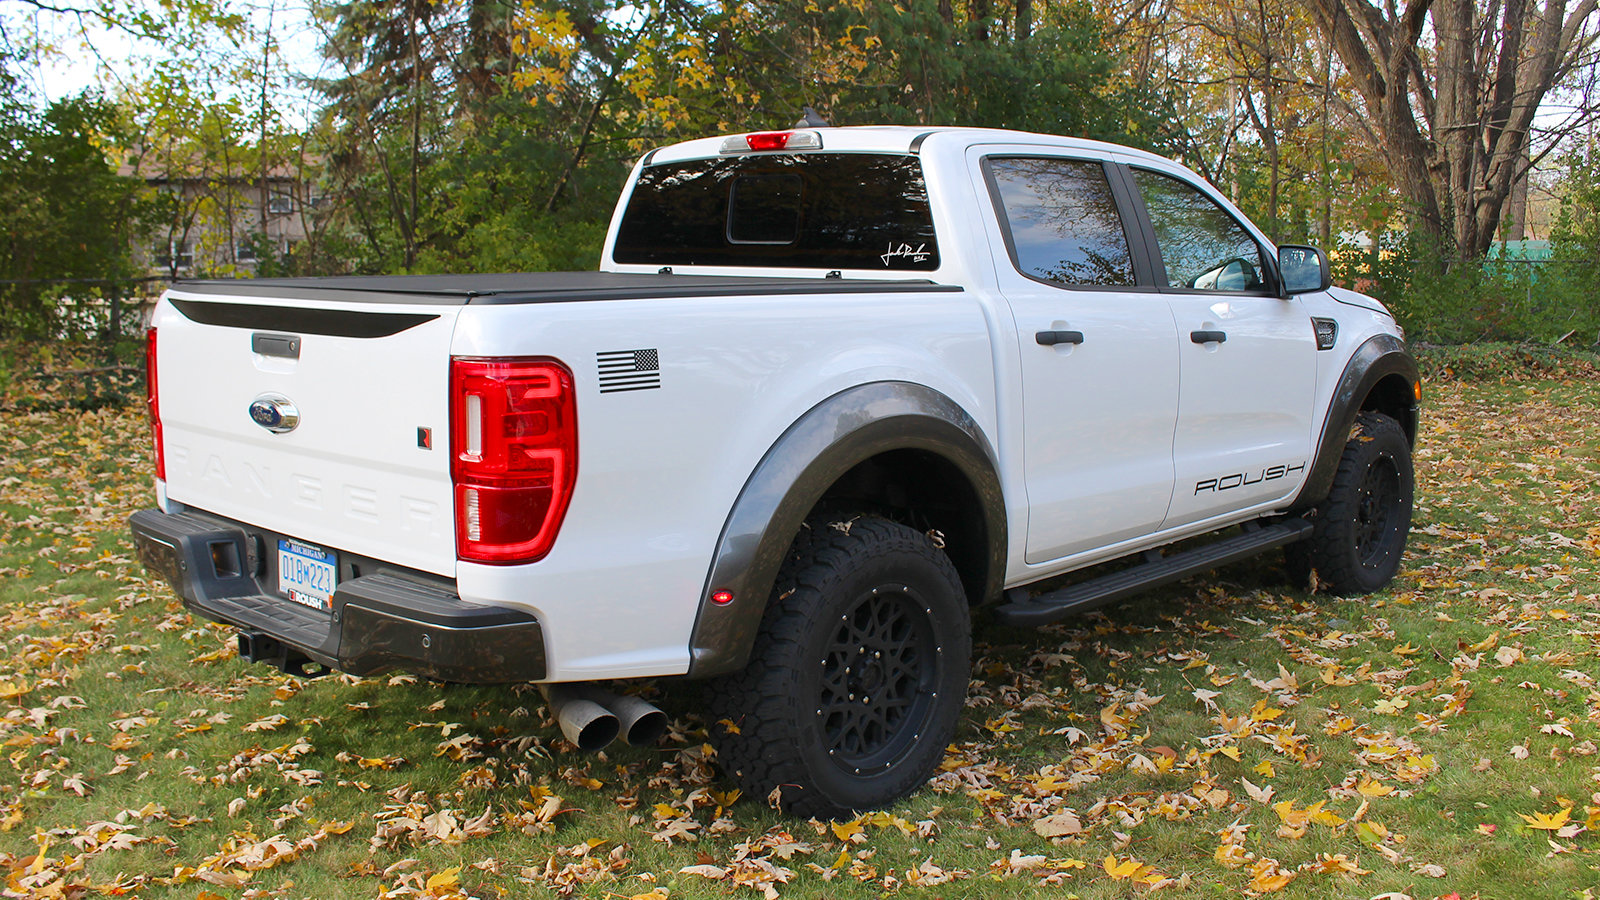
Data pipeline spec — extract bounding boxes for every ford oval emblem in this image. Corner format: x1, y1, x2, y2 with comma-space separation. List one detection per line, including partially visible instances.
249, 394, 300, 434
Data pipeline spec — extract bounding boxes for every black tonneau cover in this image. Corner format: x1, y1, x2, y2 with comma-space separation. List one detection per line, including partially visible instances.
173, 272, 961, 306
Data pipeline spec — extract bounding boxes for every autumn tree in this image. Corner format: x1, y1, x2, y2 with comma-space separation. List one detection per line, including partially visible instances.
1297, 0, 1600, 264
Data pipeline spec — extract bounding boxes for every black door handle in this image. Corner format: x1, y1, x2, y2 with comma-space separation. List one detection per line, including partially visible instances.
1190, 330, 1227, 344
1036, 330, 1085, 346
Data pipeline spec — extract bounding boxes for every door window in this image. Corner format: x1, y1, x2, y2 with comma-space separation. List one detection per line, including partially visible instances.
1133, 169, 1267, 292
987, 158, 1136, 287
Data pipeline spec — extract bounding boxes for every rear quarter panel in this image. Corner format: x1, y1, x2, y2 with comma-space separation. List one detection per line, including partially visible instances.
451, 290, 996, 680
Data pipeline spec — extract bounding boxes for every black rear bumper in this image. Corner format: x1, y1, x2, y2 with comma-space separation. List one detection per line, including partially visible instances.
129, 507, 545, 682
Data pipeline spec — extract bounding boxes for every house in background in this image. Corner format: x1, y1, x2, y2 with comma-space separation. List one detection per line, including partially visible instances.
119, 155, 324, 278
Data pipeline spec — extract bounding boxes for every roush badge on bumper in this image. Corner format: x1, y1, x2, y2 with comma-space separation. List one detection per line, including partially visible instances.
249, 393, 300, 433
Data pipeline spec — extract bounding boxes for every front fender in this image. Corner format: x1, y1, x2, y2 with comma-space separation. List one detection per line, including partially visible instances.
685, 381, 1005, 678
1294, 334, 1419, 510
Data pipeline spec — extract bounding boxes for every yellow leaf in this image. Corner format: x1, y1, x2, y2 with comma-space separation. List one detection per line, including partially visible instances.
426, 867, 460, 891
1102, 855, 1145, 880
1355, 821, 1388, 845
1254, 760, 1275, 778
831, 819, 865, 842
1248, 859, 1295, 892
1310, 805, 1346, 827
1521, 807, 1573, 831
1218, 746, 1241, 761
1372, 697, 1409, 715
1357, 776, 1393, 798
1249, 700, 1285, 722
1273, 799, 1298, 824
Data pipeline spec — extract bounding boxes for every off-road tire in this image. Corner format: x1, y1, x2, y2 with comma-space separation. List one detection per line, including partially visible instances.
705, 517, 970, 820
1302, 411, 1413, 594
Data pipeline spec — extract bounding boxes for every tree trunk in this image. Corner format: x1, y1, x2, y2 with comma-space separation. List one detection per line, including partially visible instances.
1297, 0, 1599, 265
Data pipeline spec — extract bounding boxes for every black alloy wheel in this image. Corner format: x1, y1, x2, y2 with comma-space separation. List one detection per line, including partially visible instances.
706, 517, 971, 820
1302, 411, 1414, 595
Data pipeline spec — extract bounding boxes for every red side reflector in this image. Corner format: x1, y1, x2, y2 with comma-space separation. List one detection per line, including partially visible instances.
711, 590, 734, 606
745, 131, 792, 151
450, 357, 577, 564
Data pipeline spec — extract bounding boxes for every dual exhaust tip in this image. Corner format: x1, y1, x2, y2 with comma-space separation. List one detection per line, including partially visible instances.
540, 683, 668, 752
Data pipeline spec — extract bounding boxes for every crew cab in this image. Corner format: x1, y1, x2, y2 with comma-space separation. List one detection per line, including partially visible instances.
131, 125, 1418, 818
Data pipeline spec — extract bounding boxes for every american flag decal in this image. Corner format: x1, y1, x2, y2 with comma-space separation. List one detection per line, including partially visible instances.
596, 348, 661, 393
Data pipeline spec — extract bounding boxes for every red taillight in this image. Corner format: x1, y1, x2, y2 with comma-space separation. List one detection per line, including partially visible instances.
450, 357, 577, 564
146, 326, 165, 481
745, 131, 792, 151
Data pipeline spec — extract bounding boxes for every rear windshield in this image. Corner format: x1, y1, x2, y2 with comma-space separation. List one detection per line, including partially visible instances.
612, 153, 940, 271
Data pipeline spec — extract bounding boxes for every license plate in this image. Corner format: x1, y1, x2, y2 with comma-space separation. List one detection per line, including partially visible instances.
278, 539, 336, 612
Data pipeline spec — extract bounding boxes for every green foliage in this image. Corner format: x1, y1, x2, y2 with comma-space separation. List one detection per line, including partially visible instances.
0, 73, 148, 338
1330, 232, 1600, 345
1550, 144, 1600, 294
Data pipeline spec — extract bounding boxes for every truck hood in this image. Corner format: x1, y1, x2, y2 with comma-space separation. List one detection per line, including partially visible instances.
1327, 286, 1394, 318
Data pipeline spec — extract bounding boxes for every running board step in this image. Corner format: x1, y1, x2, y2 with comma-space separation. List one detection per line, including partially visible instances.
994, 519, 1312, 627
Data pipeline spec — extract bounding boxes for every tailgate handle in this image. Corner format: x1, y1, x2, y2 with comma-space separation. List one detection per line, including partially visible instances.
252, 333, 302, 359
1036, 330, 1084, 346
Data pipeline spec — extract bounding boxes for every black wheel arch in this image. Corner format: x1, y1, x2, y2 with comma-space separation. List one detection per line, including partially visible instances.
1292, 334, 1419, 513
686, 381, 1006, 678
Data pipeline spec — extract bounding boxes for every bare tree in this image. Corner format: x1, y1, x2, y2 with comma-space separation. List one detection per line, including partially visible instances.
1298, 0, 1600, 263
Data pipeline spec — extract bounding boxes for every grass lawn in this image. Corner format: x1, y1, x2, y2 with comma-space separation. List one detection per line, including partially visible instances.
1, 355, 1597, 899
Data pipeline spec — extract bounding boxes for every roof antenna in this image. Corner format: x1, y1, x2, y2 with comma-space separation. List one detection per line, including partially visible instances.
795, 106, 831, 128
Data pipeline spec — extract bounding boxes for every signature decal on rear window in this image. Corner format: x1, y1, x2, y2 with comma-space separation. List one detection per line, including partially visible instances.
882, 242, 932, 266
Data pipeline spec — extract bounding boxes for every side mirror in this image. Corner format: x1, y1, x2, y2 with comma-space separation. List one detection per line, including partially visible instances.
1278, 245, 1331, 295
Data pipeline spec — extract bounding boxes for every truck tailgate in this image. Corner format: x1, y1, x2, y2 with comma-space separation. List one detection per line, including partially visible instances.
154, 289, 461, 577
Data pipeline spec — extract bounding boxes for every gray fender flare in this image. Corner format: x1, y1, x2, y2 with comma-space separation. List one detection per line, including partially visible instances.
685, 381, 1006, 678
1293, 334, 1419, 511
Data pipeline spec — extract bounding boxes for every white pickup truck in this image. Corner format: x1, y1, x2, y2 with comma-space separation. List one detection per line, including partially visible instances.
131, 125, 1418, 818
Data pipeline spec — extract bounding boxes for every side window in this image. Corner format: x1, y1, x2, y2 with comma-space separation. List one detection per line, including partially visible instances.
988, 157, 1136, 287
1132, 169, 1267, 292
